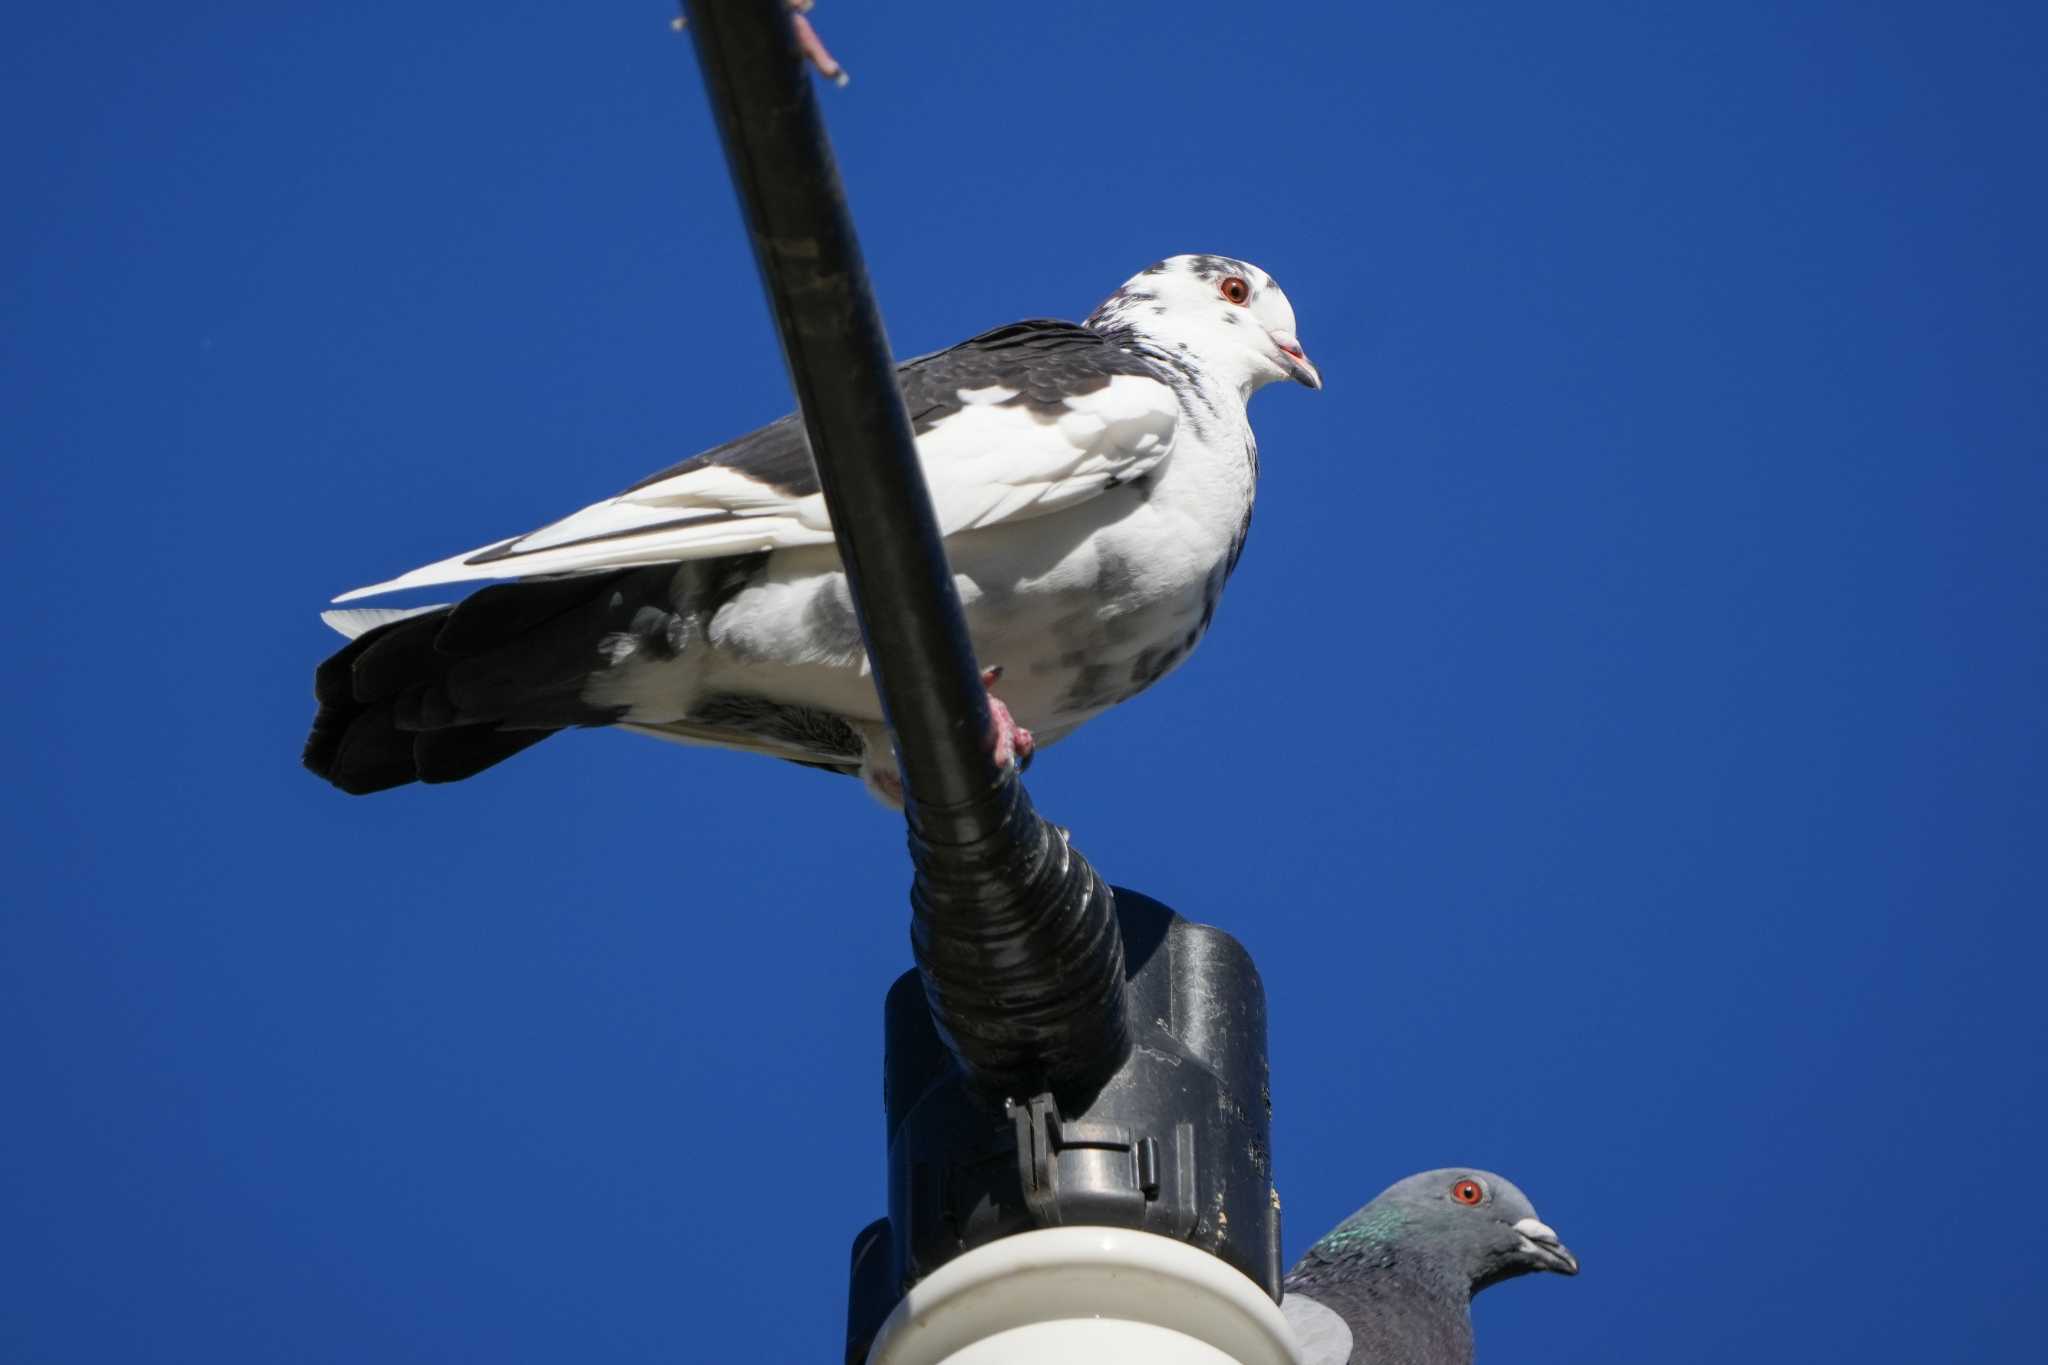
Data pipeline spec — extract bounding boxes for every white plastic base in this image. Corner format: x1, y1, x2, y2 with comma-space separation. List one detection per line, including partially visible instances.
866, 1227, 1302, 1365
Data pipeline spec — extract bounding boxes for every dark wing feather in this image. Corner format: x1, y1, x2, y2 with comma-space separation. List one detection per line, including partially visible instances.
333, 321, 1175, 600
622, 320, 1165, 499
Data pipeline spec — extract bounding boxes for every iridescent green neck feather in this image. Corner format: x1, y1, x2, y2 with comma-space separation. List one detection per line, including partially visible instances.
1313, 1202, 1406, 1256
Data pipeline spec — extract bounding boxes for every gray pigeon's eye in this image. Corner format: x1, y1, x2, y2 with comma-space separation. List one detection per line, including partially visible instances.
1451, 1179, 1485, 1206
1219, 276, 1251, 306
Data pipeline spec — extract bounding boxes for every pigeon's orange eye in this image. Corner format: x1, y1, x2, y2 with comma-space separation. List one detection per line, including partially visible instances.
1220, 276, 1251, 305
1451, 1179, 1485, 1206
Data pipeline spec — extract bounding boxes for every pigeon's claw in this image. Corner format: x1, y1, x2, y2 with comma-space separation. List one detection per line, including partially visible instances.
857, 669, 1028, 810
862, 763, 906, 809
982, 667, 1035, 774
789, 6, 849, 87
672, 1, 849, 88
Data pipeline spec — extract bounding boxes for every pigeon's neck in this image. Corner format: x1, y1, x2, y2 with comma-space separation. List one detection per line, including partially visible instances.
1308, 1205, 1411, 1264
1126, 339, 1254, 455
1089, 315, 1258, 412
1087, 320, 1257, 534
1289, 1238, 1476, 1365
1155, 342, 1260, 411
1304, 1255, 1471, 1303
1295, 1208, 1476, 1309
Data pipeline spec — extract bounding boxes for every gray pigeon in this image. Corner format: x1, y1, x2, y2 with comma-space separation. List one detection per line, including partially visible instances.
1282, 1169, 1578, 1365
303, 254, 1318, 803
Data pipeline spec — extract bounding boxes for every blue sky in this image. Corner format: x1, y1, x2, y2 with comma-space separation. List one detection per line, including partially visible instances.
5, 2, 2044, 1360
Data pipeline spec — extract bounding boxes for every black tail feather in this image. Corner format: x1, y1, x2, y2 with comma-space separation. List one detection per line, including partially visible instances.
303, 593, 593, 794
303, 564, 709, 794
414, 724, 557, 785
305, 698, 432, 795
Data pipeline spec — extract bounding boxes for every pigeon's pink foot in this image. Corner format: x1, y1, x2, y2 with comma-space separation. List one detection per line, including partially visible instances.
673, 2, 848, 88
862, 763, 906, 810
859, 672, 1031, 807
982, 666, 1035, 773
788, 1, 850, 87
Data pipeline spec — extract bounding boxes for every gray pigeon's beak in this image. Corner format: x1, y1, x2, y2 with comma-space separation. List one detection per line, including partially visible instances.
1512, 1217, 1579, 1276
1269, 329, 1322, 390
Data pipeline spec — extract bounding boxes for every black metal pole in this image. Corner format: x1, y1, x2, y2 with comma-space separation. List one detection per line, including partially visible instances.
681, 2, 993, 833
681, 0, 1128, 1098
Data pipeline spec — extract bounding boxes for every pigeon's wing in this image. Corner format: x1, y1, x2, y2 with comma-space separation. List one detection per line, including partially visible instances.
335, 321, 1176, 602
618, 718, 859, 773
893, 320, 1179, 533
1280, 1292, 1357, 1365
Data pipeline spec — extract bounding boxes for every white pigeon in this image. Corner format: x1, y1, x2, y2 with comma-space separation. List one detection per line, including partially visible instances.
305, 253, 1319, 802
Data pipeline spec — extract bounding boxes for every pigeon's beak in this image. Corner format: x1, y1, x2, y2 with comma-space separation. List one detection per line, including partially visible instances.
1268, 329, 1322, 390
1512, 1218, 1580, 1276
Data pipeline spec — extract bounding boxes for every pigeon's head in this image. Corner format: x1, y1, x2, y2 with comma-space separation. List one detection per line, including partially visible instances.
1089, 254, 1321, 399
1319, 1168, 1579, 1294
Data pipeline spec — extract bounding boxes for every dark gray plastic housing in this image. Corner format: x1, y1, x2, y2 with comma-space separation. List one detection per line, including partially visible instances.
844, 888, 1279, 1362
